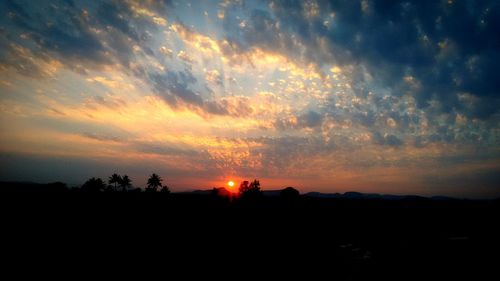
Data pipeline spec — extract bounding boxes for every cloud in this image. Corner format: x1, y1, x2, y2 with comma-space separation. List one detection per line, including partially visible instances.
132, 141, 200, 157
220, 0, 500, 119
85, 95, 128, 110
0, 37, 60, 78
372, 132, 404, 147
150, 70, 203, 108
159, 46, 173, 58
3, 1, 499, 122
86, 76, 135, 91
0, 0, 164, 75
81, 132, 123, 142
2, 4, 251, 119
150, 69, 253, 118
273, 110, 324, 130
298, 110, 323, 128
177, 50, 195, 64
204, 96, 253, 117
205, 69, 222, 85
49, 108, 66, 116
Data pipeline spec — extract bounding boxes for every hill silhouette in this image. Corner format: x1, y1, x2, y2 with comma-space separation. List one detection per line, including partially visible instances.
0, 180, 474, 201
0, 179, 498, 280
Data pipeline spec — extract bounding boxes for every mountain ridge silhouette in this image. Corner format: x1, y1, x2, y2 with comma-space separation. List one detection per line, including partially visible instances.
0, 181, 494, 200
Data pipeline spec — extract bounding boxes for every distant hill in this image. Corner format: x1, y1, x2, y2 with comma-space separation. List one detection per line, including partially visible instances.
187, 189, 457, 200
188, 187, 234, 197
304, 191, 456, 201
0, 181, 68, 192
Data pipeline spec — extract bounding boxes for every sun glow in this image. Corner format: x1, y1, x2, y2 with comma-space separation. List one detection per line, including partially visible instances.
227, 180, 235, 188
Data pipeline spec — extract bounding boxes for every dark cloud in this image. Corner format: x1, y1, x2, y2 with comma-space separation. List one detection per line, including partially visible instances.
96, 1, 139, 41
243, 10, 283, 51
298, 110, 323, 128
3, 0, 499, 121
372, 132, 403, 147
7, 1, 110, 66
150, 69, 253, 117
0, 0, 250, 118
353, 110, 377, 127
150, 70, 203, 108
274, 110, 324, 130
224, 0, 500, 119
0, 0, 161, 75
0, 36, 52, 78
204, 97, 253, 117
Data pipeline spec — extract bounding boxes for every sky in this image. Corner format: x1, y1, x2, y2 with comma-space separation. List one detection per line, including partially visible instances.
0, 0, 499, 198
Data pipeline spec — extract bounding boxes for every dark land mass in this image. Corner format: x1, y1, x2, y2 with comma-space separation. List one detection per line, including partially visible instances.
1, 181, 499, 280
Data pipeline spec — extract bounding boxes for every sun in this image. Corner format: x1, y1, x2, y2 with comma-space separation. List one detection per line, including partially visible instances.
227, 181, 235, 188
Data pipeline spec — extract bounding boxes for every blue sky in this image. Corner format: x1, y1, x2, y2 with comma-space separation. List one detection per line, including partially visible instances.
0, 0, 499, 197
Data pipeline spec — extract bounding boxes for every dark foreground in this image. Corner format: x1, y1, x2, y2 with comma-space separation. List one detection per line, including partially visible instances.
1, 190, 499, 280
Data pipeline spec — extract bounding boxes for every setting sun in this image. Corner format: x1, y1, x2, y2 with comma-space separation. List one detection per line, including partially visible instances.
227, 181, 235, 188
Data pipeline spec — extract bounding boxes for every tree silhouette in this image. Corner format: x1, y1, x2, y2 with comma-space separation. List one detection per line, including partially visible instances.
81, 177, 106, 192
160, 186, 170, 193
47, 182, 68, 192
239, 179, 262, 199
146, 173, 162, 192
249, 179, 261, 192
239, 180, 250, 194
120, 175, 132, 192
108, 173, 122, 191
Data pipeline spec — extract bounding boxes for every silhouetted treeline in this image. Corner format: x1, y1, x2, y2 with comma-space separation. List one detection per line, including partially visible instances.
78, 173, 164, 193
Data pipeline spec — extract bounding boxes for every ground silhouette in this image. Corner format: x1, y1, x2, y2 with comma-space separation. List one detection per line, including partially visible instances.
0, 177, 499, 280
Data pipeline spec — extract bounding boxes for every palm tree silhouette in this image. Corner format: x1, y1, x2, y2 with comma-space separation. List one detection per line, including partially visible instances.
109, 173, 122, 191
120, 175, 132, 192
146, 173, 162, 192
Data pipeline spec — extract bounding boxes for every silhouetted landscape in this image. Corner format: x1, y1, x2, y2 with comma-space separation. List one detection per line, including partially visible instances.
1, 176, 498, 280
